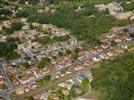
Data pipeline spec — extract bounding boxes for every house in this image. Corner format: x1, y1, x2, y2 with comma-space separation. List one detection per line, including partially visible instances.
95, 2, 123, 16
10, 58, 23, 66
84, 59, 93, 66
22, 24, 30, 30
99, 54, 105, 59
62, 88, 69, 96
20, 18, 27, 22
24, 85, 30, 92
52, 27, 70, 37
75, 64, 83, 71
107, 50, 114, 57
101, 44, 109, 49
74, 97, 94, 100
106, 34, 115, 39
117, 11, 133, 20
114, 38, 122, 43
40, 67, 47, 75
2, 20, 11, 28
12, 79, 19, 86
107, 2, 123, 16
49, 94, 58, 100
0, 78, 5, 86
32, 42, 42, 49
97, 47, 103, 52
90, 50, 97, 55
92, 56, 101, 62
32, 23, 40, 27
17, 71, 35, 84
130, 15, 134, 20
112, 27, 126, 34
128, 24, 134, 38
114, 48, 124, 53
42, 24, 70, 37
28, 82, 37, 89
16, 87, 24, 95
40, 93, 49, 100
0, 23, 3, 31
95, 4, 107, 11
42, 24, 54, 30
32, 69, 41, 78
58, 82, 73, 90
54, 74, 60, 79
79, 51, 88, 58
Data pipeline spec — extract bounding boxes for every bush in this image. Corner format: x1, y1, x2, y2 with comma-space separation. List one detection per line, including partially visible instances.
91, 52, 134, 100
38, 36, 53, 45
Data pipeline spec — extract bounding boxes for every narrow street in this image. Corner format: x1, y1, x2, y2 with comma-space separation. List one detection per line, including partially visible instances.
12, 40, 134, 100
0, 63, 13, 100
13, 63, 99, 100
0, 63, 13, 90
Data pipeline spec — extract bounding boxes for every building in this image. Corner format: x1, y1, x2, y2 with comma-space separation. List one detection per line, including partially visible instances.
128, 24, 134, 38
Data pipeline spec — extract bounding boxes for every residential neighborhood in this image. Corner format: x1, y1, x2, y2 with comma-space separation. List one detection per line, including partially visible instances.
0, 0, 134, 100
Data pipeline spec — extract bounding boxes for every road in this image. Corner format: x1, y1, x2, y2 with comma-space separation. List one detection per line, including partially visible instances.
0, 63, 13, 100
11, 40, 134, 99
16, 42, 111, 85
39, 36, 77, 55
0, 42, 109, 99
0, 63, 13, 90
12, 63, 99, 100
0, 40, 133, 99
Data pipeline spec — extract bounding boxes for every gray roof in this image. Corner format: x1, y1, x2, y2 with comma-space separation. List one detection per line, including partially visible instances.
128, 24, 134, 34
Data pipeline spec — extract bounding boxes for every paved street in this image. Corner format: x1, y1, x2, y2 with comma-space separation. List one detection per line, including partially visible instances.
12, 41, 134, 100
12, 63, 99, 100
0, 40, 133, 100
0, 63, 13, 100
0, 63, 13, 90
0, 0, 134, 99
11, 40, 134, 100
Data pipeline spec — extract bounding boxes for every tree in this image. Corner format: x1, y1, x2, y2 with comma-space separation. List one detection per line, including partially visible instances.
0, 8, 12, 16
69, 88, 77, 98
66, 49, 72, 55
0, 37, 20, 60
37, 57, 50, 69
43, 75, 51, 82
81, 77, 89, 92
22, 62, 30, 69
37, 79, 44, 85
72, 53, 79, 60
11, 21, 22, 31
2, 21, 22, 35
74, 48, 81, 54
37, 58, 45, 69
25, 96, 34, 100
37, 75, 51, 85
91, 52, 134, 100
121, 2, 134, 11
58, 51, 64, 57
16, 8, 32, 18
38, 36, 53, 45
82, 78, 89, 86
37, 25, 44, 32
53, 35, 70, 42
28, 13, 49, 24
5, 51, 20, 60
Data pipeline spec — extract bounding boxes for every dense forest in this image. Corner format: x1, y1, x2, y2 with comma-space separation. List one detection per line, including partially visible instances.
24, 1, 132, 45
91, 51, 134, 100
0, 0, 133, 58
0, 37, 20, 60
